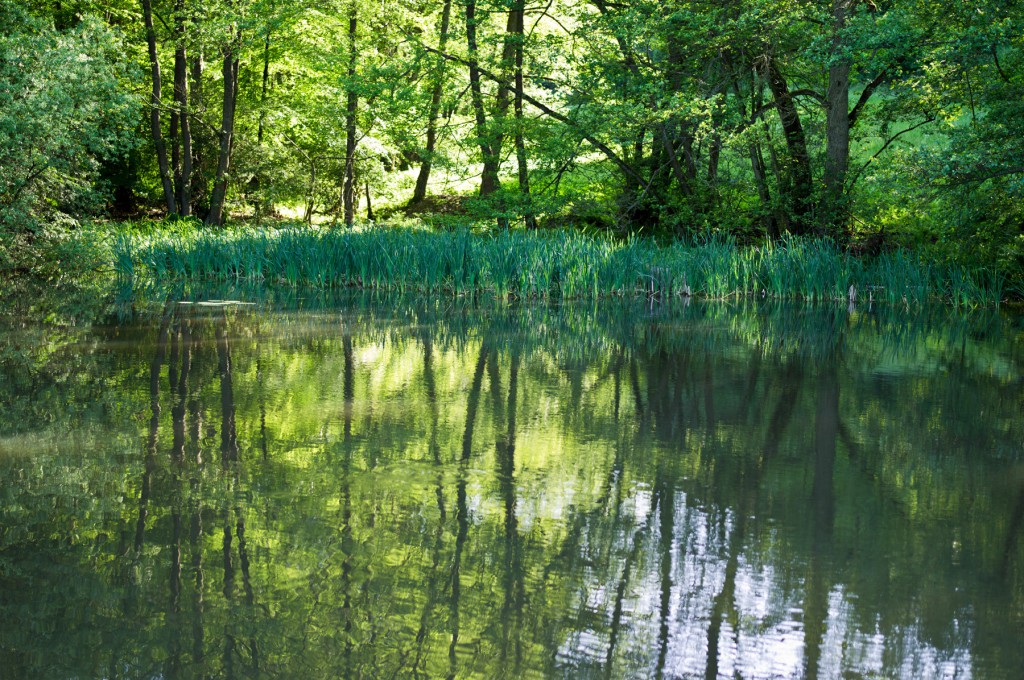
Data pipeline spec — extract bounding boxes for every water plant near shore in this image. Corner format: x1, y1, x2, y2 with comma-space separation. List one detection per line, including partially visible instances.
111, 223, 1005, 306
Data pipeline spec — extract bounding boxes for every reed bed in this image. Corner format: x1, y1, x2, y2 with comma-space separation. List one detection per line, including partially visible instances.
111, 224, 1004, 306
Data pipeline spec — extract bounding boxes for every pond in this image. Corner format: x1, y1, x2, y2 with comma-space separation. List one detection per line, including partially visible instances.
1, 294, 1022, 678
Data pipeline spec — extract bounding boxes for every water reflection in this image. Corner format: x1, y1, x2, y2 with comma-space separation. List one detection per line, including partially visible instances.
0, 298, 1022, 678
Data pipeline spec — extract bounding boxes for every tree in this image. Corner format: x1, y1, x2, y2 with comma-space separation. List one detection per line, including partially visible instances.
141, 0, 177, 215
205, 3, 243, 226
0, 1, 137, 232
409, 0, 453, 207
7, 0, 1022, 268
342, 0, 358, 226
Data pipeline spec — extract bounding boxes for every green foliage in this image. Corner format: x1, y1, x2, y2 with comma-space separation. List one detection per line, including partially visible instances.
2, 0, 1022, 294
0, 1, 138, 232
864, 0, 1024, 290
110, 222, 1004, 305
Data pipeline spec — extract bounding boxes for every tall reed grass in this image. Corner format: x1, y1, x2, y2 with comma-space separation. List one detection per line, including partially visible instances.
110, 224, 1004, 306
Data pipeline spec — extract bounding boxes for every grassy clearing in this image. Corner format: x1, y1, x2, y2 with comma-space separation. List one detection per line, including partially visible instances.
110, 222, 1005, 306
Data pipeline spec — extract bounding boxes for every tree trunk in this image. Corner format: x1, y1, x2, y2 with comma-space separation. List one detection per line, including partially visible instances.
736, 78, 778, 237
465, 0, 500, 196
190, 53, 207, 216
764, 56, 814, 233
659, 124, 693, 198
304, 157, 316, 224
411, 0, 453, 206
764, 125, 790, 235
479, 2, 523, 228
257, 33, 271, 147
171, 110, 181, 205
707, 133, 721, 186
510, 0, 535, 228
253, 30, 272, 217
343, 2, 358, 227
174, 0, 192, 217
628, 130, 645, 189
749, 139, 778, 237
594, 0, 659, 220
142, 0, 177, 215
206, 38, 239, 227
824, 0, 851, 230
663, 21, 698, 203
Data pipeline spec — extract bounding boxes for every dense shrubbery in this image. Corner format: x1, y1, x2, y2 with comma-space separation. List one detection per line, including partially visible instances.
0, 1, 136, 233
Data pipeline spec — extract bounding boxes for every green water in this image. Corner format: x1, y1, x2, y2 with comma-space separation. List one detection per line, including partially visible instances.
1, 295, 1022, 679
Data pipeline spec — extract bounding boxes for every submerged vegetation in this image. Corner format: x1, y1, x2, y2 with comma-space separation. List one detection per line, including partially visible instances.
112, 222, 1005, 306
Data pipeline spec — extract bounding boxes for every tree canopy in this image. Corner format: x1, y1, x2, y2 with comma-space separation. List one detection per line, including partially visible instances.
2, 0, 1022, 274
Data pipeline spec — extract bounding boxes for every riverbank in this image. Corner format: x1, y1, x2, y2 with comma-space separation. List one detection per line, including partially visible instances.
108, 221, 1006, 306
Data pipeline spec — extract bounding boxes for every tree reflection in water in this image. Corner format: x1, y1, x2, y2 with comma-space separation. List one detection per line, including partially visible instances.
0, 298, 1021, 678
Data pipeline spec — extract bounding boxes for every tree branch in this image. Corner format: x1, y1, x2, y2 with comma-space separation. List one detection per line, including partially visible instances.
846, 114, 935, 191
4, 163, 50, 209
948, 164, 1024, 186
790, 89, 826, 106
849, 70, 887, 128
419, 43, 646, 186
991, 45, 1012, 85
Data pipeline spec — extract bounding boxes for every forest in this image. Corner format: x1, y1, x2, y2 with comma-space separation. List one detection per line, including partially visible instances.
1, 0, 1022, 292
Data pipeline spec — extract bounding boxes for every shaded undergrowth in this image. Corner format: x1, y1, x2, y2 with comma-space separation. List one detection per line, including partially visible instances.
111, 224, 1005, 306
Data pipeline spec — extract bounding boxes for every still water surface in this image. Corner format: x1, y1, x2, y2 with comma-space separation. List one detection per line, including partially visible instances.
1, 295, 1022, 678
